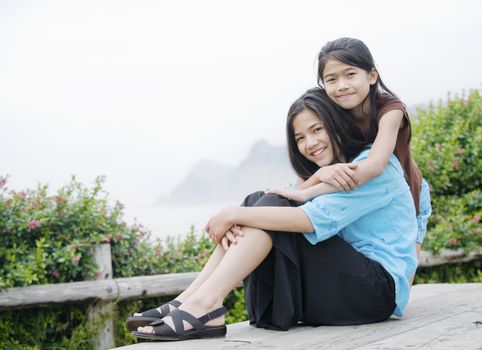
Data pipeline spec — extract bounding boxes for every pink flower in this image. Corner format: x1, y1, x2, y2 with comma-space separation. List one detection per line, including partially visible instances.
0, 177, 7, 188
448, 238, 457, 246
95, 271, 103, 279
155, 250, 162, 256
115, 201, 125, 210
452, 160, 460, 170
28, 219, 40, 230
456, 147, 465, 154
435, 143, 442, 150
51, 271, 60, 278
18, 191, 27, 198
55, 196, 66, 205
71, 255, 81, 264
472, 215, 480, 224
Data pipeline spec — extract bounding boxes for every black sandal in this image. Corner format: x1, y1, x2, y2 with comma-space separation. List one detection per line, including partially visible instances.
131, 306, 227, 341
125, 299, 181, 332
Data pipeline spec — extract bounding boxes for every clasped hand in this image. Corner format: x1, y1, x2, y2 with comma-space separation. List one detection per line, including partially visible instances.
204, 206, 244, 250
317, 163, 360, 191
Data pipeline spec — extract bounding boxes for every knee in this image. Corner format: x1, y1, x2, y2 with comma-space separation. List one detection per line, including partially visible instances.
241, 191, 266, 207
253, 193, 291, 207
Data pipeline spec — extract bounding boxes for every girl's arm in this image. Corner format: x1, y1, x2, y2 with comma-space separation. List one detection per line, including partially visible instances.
268, 182, 337, 203
353, 109, 404, 183
205, 206, 313, 243
298, 163, 359, 191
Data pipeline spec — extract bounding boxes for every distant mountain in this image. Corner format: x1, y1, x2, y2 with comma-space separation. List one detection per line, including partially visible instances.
158, 140, 295, 205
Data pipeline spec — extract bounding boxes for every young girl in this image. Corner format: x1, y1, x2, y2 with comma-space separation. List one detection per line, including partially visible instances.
273, 38, 431, 252
128, 88, 418, 340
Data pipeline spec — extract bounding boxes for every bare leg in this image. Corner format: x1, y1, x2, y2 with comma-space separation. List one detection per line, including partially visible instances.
134, 244, 226, 316
176, 244, 226, 301
138, 227, 273, 332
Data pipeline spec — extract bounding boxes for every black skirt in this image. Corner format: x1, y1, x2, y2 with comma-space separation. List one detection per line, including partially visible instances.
241, 191, 396, 331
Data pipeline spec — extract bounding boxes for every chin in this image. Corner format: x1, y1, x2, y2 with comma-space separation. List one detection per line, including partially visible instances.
316, 160, 331, 167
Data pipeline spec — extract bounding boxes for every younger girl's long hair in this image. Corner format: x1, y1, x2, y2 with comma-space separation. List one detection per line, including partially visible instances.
317, 37, 408, 142
286, 88, 368, 180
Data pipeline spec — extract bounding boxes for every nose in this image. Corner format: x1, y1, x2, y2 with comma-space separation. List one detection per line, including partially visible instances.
306, 134, 319, 149
336, 77, 349, 91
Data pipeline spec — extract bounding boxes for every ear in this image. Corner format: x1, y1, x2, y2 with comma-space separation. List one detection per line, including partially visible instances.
368, 68, 378, 85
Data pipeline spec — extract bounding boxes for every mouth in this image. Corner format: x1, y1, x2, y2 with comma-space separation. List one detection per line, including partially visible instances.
336, 93, 355, 99
310, 146, 327, 158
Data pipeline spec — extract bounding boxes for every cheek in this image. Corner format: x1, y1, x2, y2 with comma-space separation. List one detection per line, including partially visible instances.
297, 142, 308, 157
325, 86, 336, 96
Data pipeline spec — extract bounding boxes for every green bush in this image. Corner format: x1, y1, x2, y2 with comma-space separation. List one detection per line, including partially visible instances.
412, 90, 482, 253
0, 175, 165, 290
0, 176, 244, 348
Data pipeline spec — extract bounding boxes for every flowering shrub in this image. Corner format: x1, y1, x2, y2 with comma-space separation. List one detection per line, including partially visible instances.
0, 176, 164, 291
412, 90, 482, 253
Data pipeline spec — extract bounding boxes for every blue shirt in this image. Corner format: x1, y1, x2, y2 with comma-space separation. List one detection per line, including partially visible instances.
300, 149, 418, 317
417, 178, 432, 244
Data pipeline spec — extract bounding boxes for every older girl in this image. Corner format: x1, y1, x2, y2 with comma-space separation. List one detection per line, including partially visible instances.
129, 88, 418, 340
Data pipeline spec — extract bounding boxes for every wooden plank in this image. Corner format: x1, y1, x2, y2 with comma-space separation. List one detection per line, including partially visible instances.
115, 272, 199, 300
0, 272, 198, 310
418, 248, 482, 267
0, 279, 118, 310
113, 283, 482, 350
356, 310, 482, 350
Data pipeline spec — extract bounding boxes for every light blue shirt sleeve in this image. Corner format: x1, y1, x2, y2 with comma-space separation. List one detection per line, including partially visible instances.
416, 178, 432, 244
300, 150, 403, 244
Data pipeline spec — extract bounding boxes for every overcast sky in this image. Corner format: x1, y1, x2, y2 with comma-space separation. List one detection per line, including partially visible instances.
1, 0, 481, 222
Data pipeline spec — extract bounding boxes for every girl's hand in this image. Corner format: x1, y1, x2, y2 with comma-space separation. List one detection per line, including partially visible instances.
205, 206, 238, 243
267, 188, 309, 203
220, 225, 244, 250
316, 163, 359, 191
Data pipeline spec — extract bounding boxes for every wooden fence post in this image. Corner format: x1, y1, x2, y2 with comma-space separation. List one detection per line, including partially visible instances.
87, 244, 115, 350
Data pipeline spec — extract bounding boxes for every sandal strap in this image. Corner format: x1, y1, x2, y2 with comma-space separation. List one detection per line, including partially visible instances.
169, 299, 182, 307
198, 306, 227, 325
159, 303, 170, 317
169, 309, 193, 336
149, 318, 165, 327
150, 306, 227, 337
141, 308, 162, 318
141, 299, 181, 318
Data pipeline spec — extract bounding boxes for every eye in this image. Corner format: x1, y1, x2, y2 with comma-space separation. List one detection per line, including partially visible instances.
325, 78, 335, 83
314, 126, 324, 133
295, 136, 304, 144
347, 72, 356, 78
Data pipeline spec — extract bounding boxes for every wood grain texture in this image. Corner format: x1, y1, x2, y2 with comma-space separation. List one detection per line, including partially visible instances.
113, 283, 482, 350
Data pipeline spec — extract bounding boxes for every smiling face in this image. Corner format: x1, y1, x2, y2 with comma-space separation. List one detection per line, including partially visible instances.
322, 59, 378, 117
293, 108, 334, 168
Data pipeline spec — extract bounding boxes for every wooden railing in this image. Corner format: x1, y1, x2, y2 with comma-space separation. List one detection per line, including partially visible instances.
0, 244, 480, 349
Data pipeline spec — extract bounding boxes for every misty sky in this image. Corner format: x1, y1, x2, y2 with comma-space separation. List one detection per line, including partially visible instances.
1, 0, 481, 224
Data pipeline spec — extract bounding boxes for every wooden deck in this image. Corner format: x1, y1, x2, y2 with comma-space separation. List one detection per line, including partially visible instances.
113, 283, 482, 350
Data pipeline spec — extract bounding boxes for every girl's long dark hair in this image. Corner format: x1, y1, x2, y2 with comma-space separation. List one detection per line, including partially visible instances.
317, 37, 409, 142
287, 88, 368, 180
